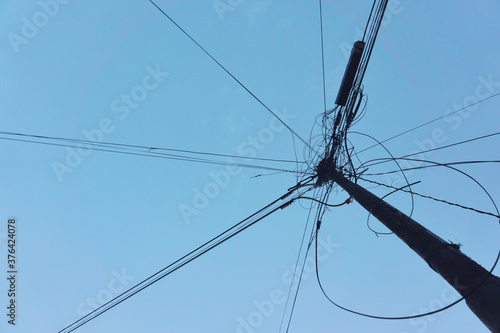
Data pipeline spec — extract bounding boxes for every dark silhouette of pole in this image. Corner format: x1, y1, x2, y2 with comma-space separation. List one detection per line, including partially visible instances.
329, 169, 500, 332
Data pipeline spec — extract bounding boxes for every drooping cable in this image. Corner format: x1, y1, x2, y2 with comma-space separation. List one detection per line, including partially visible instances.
311, 158, 500, 320
314, 208, 500, 320
365, 181, 421, 237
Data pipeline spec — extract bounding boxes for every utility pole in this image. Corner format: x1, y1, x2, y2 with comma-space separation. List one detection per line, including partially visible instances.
328, 169, 500, 332
316, 1, 499, 330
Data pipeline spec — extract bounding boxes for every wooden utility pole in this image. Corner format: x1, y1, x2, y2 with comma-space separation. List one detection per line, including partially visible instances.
329, 169, 500, 332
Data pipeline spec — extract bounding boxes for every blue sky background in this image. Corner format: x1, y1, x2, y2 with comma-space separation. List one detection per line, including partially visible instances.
1, 1, 499, 332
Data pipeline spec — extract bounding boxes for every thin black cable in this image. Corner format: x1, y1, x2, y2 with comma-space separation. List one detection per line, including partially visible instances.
355, 0, 388, 87
312, 140, 500, 320
356, 91, 500, 155
362, 0, 377, 42
63, 180, 313, 333
360, 157, 500, 220
0, 135, 298, 174
289, 187, 334, 332
0, 131, 303, 164
298, 196, 347, 208
361, 157, 500, 222
358, 177, 500, 219
363, 159, 500, 176
315, 210, 500, 321
59, 185, 312, 333
362, 130, 500, 169
314, 222, 485, 321
283, 191, 326, 333
279, 187, 320, 333
312, 156, 500, 320
319, 0, 327, 113
148, 0, 314, 152
350, 131, 416, 219
365, 181, 421, 237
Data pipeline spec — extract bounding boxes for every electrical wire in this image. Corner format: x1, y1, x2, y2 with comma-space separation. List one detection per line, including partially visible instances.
278, 187, 320, 333
59, 184, 313, 333
350, 131, 417, 220
295, 0, 500, 326
362, 0, 377, 42
314, 211, 500, 321
0, 131, 304, 163
365, 181, 421, 237
359, 157, 500, 222
355, 0, 388, 88
54, 1, 500, 330
363, 159, 500, 176
361, 130, 500, 169
148, 0, 315, 153
282, 188, 329, 333
356, 91, 500, 155
0, 134, 302, 174
298, 196, 347, 208
319, 0, 327, 113
359, 177, 500, 219
311, 157, 500, 320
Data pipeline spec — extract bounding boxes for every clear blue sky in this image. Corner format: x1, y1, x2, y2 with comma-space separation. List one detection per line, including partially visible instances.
1, 1, 499, 332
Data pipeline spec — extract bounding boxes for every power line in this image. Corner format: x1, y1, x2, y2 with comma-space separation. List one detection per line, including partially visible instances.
361, 130, 500, 168
359, 177, 500, 219
365, 181, 420, 237
148, 0, 315, 152
282, 182, 335, 332
0, 134, 301, 174
362, 0, 377, 42
363, 159, 500, 176
313, 226, 464, 320
318, 0, 327, 113
59, 183, 313, 333
360, 157, 500, 222
314, 170, 500, 324
356, 92, 500, 155
355, 0, 388, 88
279, 186, 321, 333
0, 131, 303, 164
